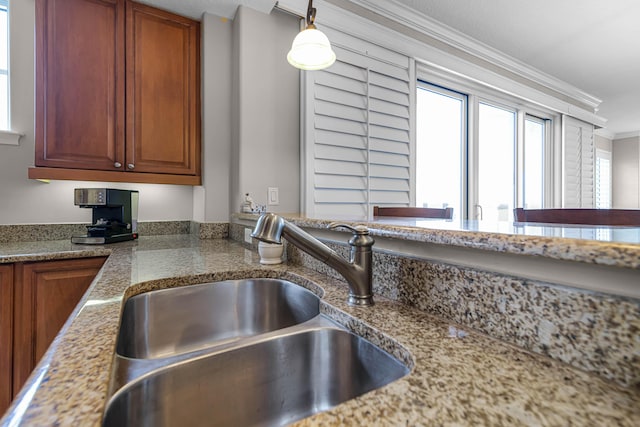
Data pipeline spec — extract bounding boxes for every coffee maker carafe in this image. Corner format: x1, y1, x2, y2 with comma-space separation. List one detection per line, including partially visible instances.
71, 188, 139, 244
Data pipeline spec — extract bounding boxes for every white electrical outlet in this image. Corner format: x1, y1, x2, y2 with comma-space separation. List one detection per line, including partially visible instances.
244, 228, 252, 243
268, 187, 279, 205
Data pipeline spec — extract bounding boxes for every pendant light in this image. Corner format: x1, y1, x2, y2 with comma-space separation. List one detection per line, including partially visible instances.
287, 0, 336, 70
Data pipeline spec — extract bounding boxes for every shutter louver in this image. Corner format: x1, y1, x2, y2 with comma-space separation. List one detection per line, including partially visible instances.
368, 68, 411, 209
563, 116, 595, 208
581, 126, 595, 207
595, 151, 611, 209
303, 34, 411, 219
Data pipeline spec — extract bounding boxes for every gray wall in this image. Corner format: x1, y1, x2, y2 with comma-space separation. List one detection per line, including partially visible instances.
0, 1, 299, 225
613, 136, 640, 208
230, 6, 300, 215
195, 13, 233, 222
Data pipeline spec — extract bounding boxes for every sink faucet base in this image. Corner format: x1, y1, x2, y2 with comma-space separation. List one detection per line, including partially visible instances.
348, 294, 374, 306
252, 213, 375, 307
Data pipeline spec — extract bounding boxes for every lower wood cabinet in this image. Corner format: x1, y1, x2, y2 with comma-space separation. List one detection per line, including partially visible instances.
0, 264, 14, 414
0, 257, 106, 415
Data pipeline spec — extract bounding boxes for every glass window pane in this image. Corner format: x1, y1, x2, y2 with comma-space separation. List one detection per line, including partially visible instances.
524, 117, 545, 209
0, 5, 7, 70
0, 1, 7, 130
595, 150, 611, 208
478, 103, 515, 221
416, 85, 465, 219
0, 74, 6, 130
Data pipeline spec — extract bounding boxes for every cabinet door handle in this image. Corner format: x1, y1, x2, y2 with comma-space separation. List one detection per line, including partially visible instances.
114, 162, 122, 168
127, 163, 135, 170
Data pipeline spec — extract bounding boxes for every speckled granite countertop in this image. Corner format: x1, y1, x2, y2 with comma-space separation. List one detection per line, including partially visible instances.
233, 213, 640, 269
1, 235, 639, 426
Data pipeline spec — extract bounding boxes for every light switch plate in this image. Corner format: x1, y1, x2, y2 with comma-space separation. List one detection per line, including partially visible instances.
268, 187, 279, 205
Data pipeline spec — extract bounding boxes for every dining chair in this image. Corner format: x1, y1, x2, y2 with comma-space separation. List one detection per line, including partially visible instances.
513, 208, 640, 226
373, 206, 454, 219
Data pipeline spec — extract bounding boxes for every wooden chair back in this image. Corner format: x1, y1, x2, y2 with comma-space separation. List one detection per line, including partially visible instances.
513, 208, 640, 226
373, 206, 454, 219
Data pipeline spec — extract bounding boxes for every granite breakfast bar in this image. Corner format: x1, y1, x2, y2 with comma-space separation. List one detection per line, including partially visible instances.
1, 220, 639, 426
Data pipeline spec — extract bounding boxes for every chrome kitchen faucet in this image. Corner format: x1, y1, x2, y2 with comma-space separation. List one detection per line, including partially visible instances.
252, 213, 375, 306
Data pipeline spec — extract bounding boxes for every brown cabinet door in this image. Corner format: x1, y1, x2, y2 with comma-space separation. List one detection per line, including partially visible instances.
126, 1, 201, 176
0, 265, 13, 414
35, 0, 125, 171
12, 257, 106, 395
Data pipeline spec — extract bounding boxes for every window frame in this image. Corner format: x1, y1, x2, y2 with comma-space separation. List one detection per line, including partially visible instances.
0, 0, 9, 129
475, 99, 517, 221
522, 113, 552, 209
0, 0, 21, 145
415, 80, 468, 218
595, 148, 612, 209
416, 63, 561, 220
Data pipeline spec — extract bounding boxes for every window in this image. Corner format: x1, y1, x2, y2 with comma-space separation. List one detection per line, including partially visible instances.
416, 84, 466, 218
416, 78, 555, 221
477, 102, 516, 221
595, 149, 611, 208
294, 3, 604, 222
523, 116, 546, 209
0, 0, 8, 130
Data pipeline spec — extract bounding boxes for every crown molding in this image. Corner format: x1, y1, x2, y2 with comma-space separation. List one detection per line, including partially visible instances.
244, 0, 277, 15
340, 0, 601, 111
276, 0, 606, 127
594, 128, 616, 140
613, 131, 640, 140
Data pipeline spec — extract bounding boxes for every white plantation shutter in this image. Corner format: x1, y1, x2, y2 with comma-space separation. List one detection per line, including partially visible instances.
563, 116, 595, 208
595, 149, 611, 208
302, 28, 412, 219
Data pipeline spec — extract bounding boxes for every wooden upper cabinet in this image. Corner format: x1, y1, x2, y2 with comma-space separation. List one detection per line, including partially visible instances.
33, 0, 201, 183
126, 2, 201, 175
35, 0, 125, 171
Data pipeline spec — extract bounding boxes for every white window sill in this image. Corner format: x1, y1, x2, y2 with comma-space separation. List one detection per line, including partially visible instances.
0, 129, 23, 145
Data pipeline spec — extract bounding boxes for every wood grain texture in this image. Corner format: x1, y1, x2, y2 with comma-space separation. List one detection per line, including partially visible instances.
35, 0, 125, 170
513, 208, 640, 226
12, 257, 106, 395
28, 166, 201, 185
373, 206, 454, 219
34, 0, 201, 181
0, 265, 14, 414
126, 1, 201, 175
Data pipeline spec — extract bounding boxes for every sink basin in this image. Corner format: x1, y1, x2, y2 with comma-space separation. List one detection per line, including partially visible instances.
104, 328, 409, 427
116, 278, 320, 359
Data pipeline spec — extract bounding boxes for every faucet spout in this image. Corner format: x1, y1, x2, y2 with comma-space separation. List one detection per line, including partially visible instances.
252, 213, 375, 306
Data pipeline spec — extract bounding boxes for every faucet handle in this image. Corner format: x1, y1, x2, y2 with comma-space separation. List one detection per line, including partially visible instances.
329, 222, 374, 259
328, 223, 369, 235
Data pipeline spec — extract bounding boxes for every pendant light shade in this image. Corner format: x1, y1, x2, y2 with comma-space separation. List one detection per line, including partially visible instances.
287, 25, 336, 70
287, 0, 336, 71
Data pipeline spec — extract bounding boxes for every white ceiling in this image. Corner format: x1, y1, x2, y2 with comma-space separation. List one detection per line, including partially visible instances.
140, 0, 640, 137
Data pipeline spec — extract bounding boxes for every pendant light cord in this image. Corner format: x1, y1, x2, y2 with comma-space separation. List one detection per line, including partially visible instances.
306, 0, 316, 27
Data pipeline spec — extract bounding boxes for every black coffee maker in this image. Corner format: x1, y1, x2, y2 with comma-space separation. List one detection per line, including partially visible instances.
71, 188, 139, 244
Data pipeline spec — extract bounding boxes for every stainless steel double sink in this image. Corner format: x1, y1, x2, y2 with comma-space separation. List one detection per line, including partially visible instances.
103, 278, 409, 426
